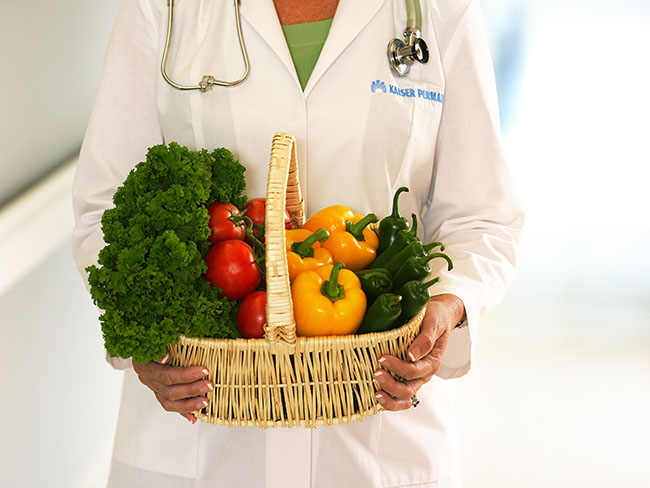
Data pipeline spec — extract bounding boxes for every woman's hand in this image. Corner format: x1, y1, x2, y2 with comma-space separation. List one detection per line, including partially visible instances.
374, 293, 465, 411
132, 354, 213, 424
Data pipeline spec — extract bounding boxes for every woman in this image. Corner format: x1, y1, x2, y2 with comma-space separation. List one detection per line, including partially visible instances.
73, 0, 523, 486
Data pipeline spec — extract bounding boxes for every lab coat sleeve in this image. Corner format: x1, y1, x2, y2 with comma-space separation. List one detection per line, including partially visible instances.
422, 0, 524, 379
72, 0, 163, 370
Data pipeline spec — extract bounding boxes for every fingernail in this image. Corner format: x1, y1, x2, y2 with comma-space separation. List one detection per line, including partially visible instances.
201, 400, 208, 408
375, 392, 384, 401
160, 353, 169, 364
374, 370, 383, 378
378, 357, 386, 363
202, 369, 209, 376
204, 383, 214, 392
408, 351, 417, 362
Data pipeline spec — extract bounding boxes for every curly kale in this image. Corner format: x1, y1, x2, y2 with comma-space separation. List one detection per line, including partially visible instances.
209, 147, 248, 211
87, 143, 246, 363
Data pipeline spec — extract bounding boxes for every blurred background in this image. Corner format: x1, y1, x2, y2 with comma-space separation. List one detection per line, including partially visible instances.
1, 0, 648, 486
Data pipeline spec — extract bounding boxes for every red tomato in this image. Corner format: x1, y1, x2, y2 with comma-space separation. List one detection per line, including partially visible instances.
236, 291, 267, 339
204, 240, 261, 300
207, 202, 245, 244
242, 198, 291, 241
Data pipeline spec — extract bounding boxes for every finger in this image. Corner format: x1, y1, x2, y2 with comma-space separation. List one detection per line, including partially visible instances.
387, 328, 451, 380
377, 355, 436, 381
180, 412, 198, 424
375, 390, 413, 411
156, 350, 170, 365
155, 392, 210, 414
135, 362, 209, 385
374, 369, 424, 402
147, 378, 214, 401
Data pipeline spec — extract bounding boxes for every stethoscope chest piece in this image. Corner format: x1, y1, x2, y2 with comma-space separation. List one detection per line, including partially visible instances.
388, 30, 429, 77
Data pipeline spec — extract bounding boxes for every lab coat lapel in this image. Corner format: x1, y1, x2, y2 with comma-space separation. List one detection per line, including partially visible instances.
304, 0, 387, 97
239, 1, 300, 90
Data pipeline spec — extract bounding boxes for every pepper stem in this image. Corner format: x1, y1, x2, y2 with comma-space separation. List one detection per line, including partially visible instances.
423, 241, 445, 253
291, 228, 330, 258
387, 294, 403, 310
321, 262, 346, 303
424, 252, 454, 271
390, 187, 409, 218
408, 213, 418, 237
346, 213, 378, 241
422, 277, 442, 289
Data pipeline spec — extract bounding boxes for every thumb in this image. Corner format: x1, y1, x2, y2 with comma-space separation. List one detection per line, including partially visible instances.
407, 318, 438, 362
407, 332, 435, 362
156, 347, 171, 365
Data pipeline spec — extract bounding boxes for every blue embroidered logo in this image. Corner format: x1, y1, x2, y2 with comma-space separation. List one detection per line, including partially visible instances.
371, 80, 386, 93
370, 80, 386, 93
370, 79, 444, 103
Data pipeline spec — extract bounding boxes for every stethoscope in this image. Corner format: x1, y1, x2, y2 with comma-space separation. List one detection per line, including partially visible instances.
161, 0, 429, 92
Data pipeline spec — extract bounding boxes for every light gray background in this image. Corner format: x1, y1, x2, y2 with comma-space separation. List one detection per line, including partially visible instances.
0, 0, 122, 206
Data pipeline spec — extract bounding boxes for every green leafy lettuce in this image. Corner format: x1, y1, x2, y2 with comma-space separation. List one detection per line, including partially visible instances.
87, 143, 246, 363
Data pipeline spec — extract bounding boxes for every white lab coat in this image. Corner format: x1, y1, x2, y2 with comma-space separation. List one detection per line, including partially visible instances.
72, 0, 523, 486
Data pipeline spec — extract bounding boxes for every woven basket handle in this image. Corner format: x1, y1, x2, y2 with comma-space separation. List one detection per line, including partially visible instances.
263, 133, 304, 347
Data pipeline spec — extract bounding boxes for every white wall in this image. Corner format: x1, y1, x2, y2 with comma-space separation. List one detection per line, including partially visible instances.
455, 1, 650, 486
0, 1, 123, 486
0, 0, 121, 206
0, 238, 123, 488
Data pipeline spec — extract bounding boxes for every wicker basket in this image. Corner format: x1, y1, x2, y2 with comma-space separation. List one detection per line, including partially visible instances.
169, 132, 425, 428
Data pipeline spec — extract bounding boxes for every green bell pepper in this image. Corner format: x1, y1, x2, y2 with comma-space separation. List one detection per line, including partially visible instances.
377, 187, 409, 254
395, 277, 441, 325
384, 240, 445, 276
355, 268, 393, 304
368, 213, 418, 269
356, 293, 403, 334
392, 252, 453, 291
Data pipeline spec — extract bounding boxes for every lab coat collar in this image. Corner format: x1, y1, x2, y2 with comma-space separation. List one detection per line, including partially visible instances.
240, 0, 387, 97
239, 1, 300, 92
305, 0, 387, 97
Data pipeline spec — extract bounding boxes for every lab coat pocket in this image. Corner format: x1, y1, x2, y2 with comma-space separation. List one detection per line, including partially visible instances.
391, 81, 445, 188
364, 80, 445, 226
360, 81, 444, 192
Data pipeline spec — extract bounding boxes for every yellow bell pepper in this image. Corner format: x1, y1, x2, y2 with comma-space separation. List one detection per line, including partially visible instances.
285, 228, 333, 282
303, 205, 379, 271
292, 262, 366, 336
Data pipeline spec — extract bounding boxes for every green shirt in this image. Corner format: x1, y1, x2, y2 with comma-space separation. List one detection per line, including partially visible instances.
281, 18, 333, 91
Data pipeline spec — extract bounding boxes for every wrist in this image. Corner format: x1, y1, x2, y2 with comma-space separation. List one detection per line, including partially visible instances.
429, 293, 466, 330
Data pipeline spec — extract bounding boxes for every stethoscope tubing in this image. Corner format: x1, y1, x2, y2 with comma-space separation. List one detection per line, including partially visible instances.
404, 0, 422, 31
161, 0, 250, 91
160, 0, 425, 91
